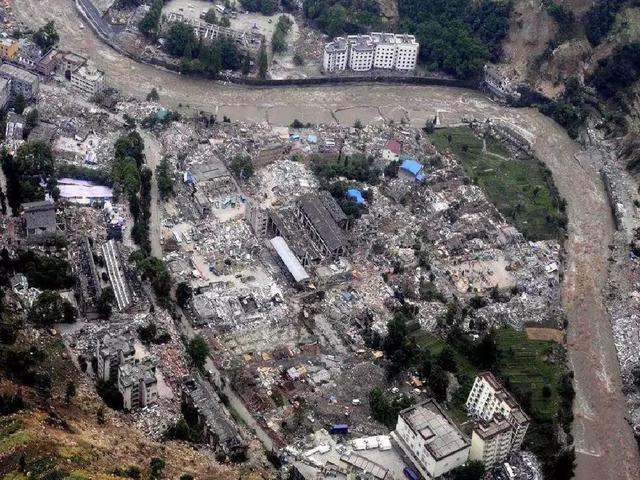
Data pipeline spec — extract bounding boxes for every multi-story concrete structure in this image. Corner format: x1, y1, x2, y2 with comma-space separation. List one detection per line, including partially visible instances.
371, 32, 397, 69
0, 64, 39, 99
165, 12, 262, 53
0, 77, 10, 110
22, 200, 59, 244
466, 372, 530, 466
395, 34, 420, 70
0, 39, 19, 60
182, 376, 248, 460
322, 38, 348, 72
57, 51, 87, 78
71, 63, 105, 96
323, 33, 419, 73
95, 332, 136, 382
347, 35, 375, 71
394, 399, 471, 478
118, 359, 158, 410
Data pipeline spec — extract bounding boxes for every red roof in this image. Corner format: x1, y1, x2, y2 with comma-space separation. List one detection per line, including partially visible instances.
385, 139, 401, 154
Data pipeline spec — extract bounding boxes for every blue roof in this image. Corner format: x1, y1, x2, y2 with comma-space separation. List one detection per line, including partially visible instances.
307, 134, 318, 143
400, 159, 423, 176
346, 188, 364, 205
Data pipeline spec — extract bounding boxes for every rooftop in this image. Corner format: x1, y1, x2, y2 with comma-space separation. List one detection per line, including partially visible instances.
118, 359, 157, 388
399, 399, 470, 460
298, 192, 347, 252
400, 158, 424, 176
22, 200, 56, 231
0, 63, 38, 84
270, 236, 310, 283
99, 331, 135, 359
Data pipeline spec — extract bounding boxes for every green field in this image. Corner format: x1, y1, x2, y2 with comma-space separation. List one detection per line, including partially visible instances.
430, 127, 567, 241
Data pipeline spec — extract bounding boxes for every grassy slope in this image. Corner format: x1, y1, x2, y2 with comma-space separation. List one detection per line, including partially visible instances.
0, 334, 268, 480
430, 127, 566, 241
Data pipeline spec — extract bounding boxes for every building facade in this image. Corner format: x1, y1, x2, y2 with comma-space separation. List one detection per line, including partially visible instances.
96, 332, 136, 382
322, 38, 348, 72
71, 63, 105, 96
0, 78, 10, 110
22, 200, 59, 243
118, 359, 158, 410
394, 399, 471, 478
323, 32, 419, 73
0, 64, 39, 99
466, 373, 530, 466
0, 39, 19, 60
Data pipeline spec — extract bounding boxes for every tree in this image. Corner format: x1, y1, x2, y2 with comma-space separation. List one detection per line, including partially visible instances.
204, 8, 217, 24
65, 381, 76, 404
139, 0, 163, 37
428, 365, 449, 402
229, 155, 254, 179
176, 281, 192, 308
241, 55, 251, 75
13, 93, 25, 114
25, 109, 39, 129
28, 291, 76, 327
97, 287, 115, 319
187, 335, 209, 370
257, 41, 268, 79
149, 457, 165, 480
450, 460, 485, 480
146, 88, 159, 102
166, 22, 196, 57
437, 346, 457, 372
156, 156, 173, 200
293, 52, 304, 66
384, 160, 401, 178
33, 21, 59, 51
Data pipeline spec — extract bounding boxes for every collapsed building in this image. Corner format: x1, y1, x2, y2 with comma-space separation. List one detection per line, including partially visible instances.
118, 358, 159, 410
76, 236, 102, 313
22, 200, 61, 244
249, 191, 349, 269
187, 154, 236, 216
102, 239, 134, 311
96, 331, 136, 382
182, 376, 248, 461
191, 283, 286, 332
165, 12, 263, 53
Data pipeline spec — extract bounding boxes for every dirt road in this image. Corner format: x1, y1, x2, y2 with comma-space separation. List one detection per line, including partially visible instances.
14, 0, 640, 477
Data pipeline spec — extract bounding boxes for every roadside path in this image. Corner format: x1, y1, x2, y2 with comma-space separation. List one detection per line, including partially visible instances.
13, 1, 640, 477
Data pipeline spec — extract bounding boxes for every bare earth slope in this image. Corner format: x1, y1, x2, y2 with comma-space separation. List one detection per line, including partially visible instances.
11, 0, 640, 478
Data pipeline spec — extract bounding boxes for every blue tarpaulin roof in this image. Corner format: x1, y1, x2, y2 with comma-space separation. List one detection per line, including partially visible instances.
400, 159, 423, 176
346, 188, 364, 205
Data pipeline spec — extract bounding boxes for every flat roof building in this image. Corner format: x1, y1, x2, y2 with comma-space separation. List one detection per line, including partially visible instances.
71, 63, 105, 96
270, 236, 310, 284
323, 32, 419, 73
118, 359, 158, 411
96, 331, 136, 382
22, 200, 58, 243
395, 399, 471, 478
0, 63, 39, 100
466, 373, 530, 466
102, 240, 134, 311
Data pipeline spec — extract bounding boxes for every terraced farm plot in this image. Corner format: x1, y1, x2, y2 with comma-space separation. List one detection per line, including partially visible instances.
430, 127, 567, 241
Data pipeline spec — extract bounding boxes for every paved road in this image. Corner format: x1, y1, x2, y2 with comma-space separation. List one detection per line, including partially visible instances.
14, 0, 640, 477
140, 131, 163, 259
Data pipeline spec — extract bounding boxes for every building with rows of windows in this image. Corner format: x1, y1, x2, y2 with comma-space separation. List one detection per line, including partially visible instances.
322, 32, 419, 73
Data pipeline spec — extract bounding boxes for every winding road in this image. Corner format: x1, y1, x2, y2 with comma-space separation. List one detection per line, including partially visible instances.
15, 0, 640, 477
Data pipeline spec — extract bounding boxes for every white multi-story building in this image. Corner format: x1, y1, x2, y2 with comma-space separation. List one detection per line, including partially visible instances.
466, 372, 530, 466
395, 34, 420, 71
323, 37, 348, 72
347, 35, 375, 71
71, 63, 105, 96
322, 32, 419, 73
394, 399, 471, 478
118, 359, 158, 411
